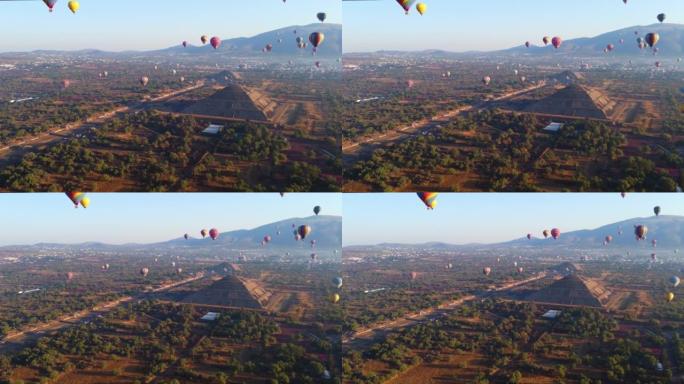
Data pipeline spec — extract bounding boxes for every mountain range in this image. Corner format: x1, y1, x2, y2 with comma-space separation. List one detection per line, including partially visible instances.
348, 24, 684, 58
346, 215, 684, 249
0, 23, 341, 58
2, 215, 341, 251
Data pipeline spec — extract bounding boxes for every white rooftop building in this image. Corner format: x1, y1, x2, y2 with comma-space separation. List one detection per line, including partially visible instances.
202, 124, 224, 135
543, 122, 564, 132
542, 310, 562, 319
200, 312, 220, 321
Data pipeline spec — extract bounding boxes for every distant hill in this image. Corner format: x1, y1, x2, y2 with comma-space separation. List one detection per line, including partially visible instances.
2, 215, 341, 251
156, 23, 341, 57
504, 23, 684, 57
349, 24, 684, 58
159, 215, 342, 249
346, 215, 684, 249
0, 23, 341, 58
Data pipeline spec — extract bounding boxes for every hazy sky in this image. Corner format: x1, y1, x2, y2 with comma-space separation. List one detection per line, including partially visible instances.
343, 193, 684, 246
0, 193, 342, 246
0, 0, 341, 52
344, 0, 683, 52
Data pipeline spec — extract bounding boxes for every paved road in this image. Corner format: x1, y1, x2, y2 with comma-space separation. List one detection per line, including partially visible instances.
343, 272, 548, 349
342, 82, 547, 162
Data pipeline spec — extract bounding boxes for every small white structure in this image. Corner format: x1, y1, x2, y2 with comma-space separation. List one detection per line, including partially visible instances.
542, 310, 562, 319
200, 312, 220, 321
202, 124, 224, 135
543, 122, 564, 132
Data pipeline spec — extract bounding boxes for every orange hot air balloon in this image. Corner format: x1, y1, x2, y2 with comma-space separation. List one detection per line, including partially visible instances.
417, 193, 438, 209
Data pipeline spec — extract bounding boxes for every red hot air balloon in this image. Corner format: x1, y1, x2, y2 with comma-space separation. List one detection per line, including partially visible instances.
209, 228, 219, 240
264, 235, 272, 243
551, 37, 562, 49
551, 228, 560, 239
605, 235, 613, 244
43, 0, 57, 12
210, 37, 221, 50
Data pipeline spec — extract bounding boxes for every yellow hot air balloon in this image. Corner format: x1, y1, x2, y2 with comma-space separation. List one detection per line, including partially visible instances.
667, 292, 675, 302
416, 3, 427, 15
68, 0, 79, 14
80, 196, 90, 209
330, 293, 340, 304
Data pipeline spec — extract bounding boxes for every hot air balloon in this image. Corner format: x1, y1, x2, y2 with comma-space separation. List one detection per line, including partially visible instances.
645, 33, 660, 48
654, 206, 661, 216
543, 230, 550, 239
606, 44, 615, 52
551, 36, 562, 49
65, 192, 86, 208
396, 0, 417, 14
201, 229, 208, 238
310, 253, 317, 261
102, 264, 110, 271
182, 41, 188, 48
140, 76, 149, 87
298, 225, 312, 239
140, 267, 149, 277
670, 276, 681, 288
80, 197, 90, 209
416, 2, 427, 15
317, 12, 327, 22
652, 239, 657, 248
201, 35, 209, 45
330, 293, 340, 304
309, 32, 325, 53
333, 277, 343, 288
605, 235, 613, 244
67, 0, 79, 13
517, 267, 524, 274
410, 271, 418, 280
417, 193, 438, 209
184, 234, 189, 240
483, 267, 492, 276
525, 41, 531, 48
657, 13, 666, 23
543, 36, 550, 46
651, 253, 657, 261
527, 234, 532, 240
482, 76, 492, 86
66, 272, 75, 281
210, 36, 221, 50
635, 225, 648, 240
176, 268, 183, 275
209, 228, 219, 240
314, 206, 322, 215
263, 235, 272, 243
551, 228, 560, 240
43, 0, 57, 12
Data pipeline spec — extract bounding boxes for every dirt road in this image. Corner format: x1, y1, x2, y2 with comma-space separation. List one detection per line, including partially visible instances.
0, 274, 205, 354
342, 82, 547, 162
343, 272, 548, 349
